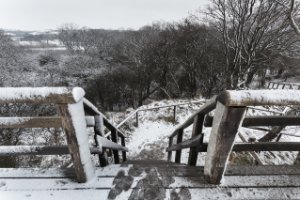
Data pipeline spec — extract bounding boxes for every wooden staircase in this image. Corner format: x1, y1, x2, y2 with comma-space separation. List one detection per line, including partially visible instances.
1, 88, 300, 199
1, 160, 300, 199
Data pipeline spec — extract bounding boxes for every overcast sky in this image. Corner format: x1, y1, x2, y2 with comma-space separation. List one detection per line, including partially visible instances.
0, 0, 209, 31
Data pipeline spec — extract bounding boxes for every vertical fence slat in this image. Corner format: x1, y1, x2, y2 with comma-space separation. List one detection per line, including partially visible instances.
121, 137, 126, 162
111, 128, 120, 164
173, 106, 177, 123
136, 111, 139, 127
167, 137, 173, 162
175, 129, 183, 163
204, 102, 246, 184
188, 114, 205, 166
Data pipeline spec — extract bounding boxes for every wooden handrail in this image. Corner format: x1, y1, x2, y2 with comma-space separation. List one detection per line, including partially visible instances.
167, 89, 300, 184
0, 87, 127, 183
218, 90, 300, 106
0, 87, 85, 104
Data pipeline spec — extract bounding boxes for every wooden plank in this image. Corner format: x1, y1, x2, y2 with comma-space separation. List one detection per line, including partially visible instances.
175, 129, 183, 163
0, 116, 95, 128
0, 87, 84, 104
0, 145, 102, 156
204, 115, 300, 127
111, 128, 120, 164
169, 96, 217, 138
94, 115, 107, 167
188, 114, 205, 166
0, 117, 62, 128
218, 90, 300, 106
166, 134, 203, 152
197, 142, 300, 152
59, 101, 95, 183
204, 102, 246, 184
2, 165, 300, 179
2, 188, 300, 200
2, 175, 300, 190
121, 137, 126, 162
98, 136, 128, 152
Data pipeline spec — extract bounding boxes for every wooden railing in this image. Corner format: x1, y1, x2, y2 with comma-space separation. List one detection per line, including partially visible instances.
0, 87, 127, 183
166, 89, 300, 184
267, 81, 300, 89
107, 100, 204, 136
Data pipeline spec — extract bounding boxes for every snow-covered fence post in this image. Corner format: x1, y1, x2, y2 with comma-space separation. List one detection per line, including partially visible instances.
59, 87, 95, 183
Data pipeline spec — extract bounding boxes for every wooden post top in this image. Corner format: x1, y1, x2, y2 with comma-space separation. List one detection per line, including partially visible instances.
0, 87, 85, 104
218, 90, 300, 106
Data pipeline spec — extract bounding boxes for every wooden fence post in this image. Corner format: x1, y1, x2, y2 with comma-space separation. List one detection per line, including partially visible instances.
188, 114, 205, 166
59, 100, 95, 183
175, 129, 183, 163
94, 115, 108, 167
121, 137, 127, 162
173, 106, 177, 123
111, 128, 120, 164
168, 137, 173, 162
136, 111, 139, 127
204, 102, 246, 184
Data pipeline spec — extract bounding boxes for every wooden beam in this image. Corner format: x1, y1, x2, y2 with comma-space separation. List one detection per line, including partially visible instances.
0, 87, 84, 104
0, 145, 102, 156
0, 116, 96, 129
196, 142, 300, 152
204, 116, 300, 127
204, 102, 246, 184
167, 137, 173, 162
188, 114, 205, 166
59, 100, 95, 183
121, 137, 127, 162
0, 117, 62, 128
175, 129, 183, 163
218, 90, 300, 106
111, 128, 120, 164
97, 136, 128, 152
94, 115, 107, 167
166, 133, 203, 152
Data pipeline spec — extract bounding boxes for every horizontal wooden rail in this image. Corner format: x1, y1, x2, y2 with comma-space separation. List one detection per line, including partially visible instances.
0, 145, 102, 156
204, 116, 300, 127
218, 90, 300, 106
0, 87, 85, 104
0, 116, 97, 128
138, 100, 204, 111
168, 142, 300, 153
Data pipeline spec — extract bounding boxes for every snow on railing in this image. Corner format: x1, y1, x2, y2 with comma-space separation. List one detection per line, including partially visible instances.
0, 87, 127, 183
167, 89, 300, 185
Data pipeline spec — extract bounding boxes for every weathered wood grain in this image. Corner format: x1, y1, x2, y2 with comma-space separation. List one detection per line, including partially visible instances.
188, 114, 205, 166
204, 102, 246, 184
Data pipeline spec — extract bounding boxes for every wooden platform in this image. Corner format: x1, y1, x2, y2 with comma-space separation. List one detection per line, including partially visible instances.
1, 160, 300, 199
